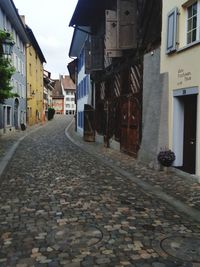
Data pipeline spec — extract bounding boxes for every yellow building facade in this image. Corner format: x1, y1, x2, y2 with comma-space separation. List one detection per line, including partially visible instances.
26, 26, 46, 126
161, 0, 200, 176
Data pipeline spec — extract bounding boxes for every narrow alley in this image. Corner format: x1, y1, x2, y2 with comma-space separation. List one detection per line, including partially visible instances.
0, 116, 200, 267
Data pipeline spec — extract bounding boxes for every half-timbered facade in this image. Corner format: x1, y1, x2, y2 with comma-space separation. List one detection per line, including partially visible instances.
69, 0, 162, 157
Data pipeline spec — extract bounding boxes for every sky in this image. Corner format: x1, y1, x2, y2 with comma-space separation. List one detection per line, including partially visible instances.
13, 0, 78, 79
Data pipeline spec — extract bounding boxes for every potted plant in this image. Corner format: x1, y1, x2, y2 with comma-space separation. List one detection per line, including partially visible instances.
157, 148, 176, 167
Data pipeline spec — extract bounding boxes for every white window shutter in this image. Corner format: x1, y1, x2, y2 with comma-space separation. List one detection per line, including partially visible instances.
166, 7, 178, 54
118, 0, 137, 49
105, 10, 122, 57
105, 10, 118, 50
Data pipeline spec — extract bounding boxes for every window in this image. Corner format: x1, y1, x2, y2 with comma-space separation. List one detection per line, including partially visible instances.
7, 107, 11, 125
78, 111, 84, 128
187, 2, 198, 44
166, 7, 178, 53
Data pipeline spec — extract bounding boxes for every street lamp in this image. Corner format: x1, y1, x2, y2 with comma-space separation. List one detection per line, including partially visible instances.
2, 35, 14, 56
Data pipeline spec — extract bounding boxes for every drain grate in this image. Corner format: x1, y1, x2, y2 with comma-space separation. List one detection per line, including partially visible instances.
154, 234, 200, 262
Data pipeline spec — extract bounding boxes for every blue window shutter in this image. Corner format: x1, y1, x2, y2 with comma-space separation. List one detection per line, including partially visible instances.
166, 7, 178, 54
80, 81, 82, 98
83, 78, 85, 96
81, 80, 83, 98
86, 76, 89, 95
84, 77, 86, 96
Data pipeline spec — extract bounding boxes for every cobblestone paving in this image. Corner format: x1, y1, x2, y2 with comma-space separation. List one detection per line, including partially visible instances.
0, 123, 43, 162
69, 127, 200, 211
0, 116, 200, 267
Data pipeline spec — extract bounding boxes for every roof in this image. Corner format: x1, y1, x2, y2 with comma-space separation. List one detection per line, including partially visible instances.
60, 75, 75, 90
52, 80, 64, 99
26, 25, 46, 63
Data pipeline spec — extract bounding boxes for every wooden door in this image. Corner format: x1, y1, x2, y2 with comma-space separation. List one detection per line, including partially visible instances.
84, 104, 95, 142
182, 95, 197, 174
121, 96, 140, 157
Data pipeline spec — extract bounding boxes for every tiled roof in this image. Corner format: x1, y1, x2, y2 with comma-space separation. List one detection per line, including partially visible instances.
61, 75, 76, 90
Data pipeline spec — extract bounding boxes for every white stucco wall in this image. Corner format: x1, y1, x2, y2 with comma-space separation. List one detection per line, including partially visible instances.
161, 0, 200, 175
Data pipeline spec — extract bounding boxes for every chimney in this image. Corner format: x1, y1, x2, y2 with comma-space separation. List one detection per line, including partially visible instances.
20, 15, 26, 26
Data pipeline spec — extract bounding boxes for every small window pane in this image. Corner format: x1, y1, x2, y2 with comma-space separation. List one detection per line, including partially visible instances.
193, 16, 197, 28
188, 18, 192, 31
193, 3, 197, 15
188, 5, 192, 18
187, 32, 192, 43
192, 29, 197, 41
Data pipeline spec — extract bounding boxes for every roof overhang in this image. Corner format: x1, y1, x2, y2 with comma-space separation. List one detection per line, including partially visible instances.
69, 26, 89, 57
69, 0, 106, 27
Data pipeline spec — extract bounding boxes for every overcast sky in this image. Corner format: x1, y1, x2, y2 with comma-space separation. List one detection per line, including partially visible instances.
13, 0, 78, 79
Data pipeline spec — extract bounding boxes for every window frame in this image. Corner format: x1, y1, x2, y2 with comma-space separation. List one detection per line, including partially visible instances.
186, 1, 200, 45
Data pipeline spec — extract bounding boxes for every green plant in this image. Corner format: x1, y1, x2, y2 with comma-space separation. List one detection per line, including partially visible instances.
0, 30, 16, 104
48, 107, 55, 120
157, 149, 176, 167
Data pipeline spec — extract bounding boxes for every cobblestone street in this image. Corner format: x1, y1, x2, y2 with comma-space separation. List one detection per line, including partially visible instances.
0, 115, 200, 267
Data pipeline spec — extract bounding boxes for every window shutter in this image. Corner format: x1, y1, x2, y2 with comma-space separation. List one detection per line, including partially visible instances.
105, 10, 122, 57
85, 36, 104, 73
166, 7, 178, 54
118, 0, 137, 49
91, 36, 104, 71
85, 39, 92, 74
